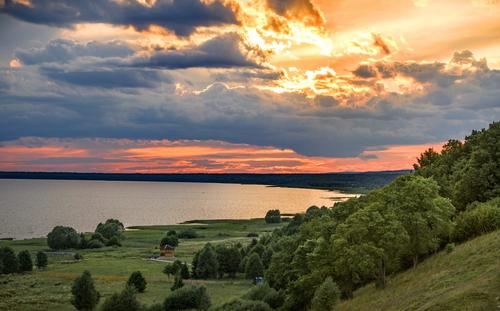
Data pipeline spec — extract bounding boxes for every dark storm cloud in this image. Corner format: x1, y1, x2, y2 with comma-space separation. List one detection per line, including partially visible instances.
40, 67, 170, 88
353, 64, 377, 78
123, 33, 260, 69
1, 0, 238, 36
15, 39, 134, 65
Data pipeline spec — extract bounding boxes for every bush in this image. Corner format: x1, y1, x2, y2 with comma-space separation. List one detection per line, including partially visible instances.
100, 286, 141, 311
247, 232, 259, 237
310, 277, 340, 311
106, 236, 122, 247
171, 272, 184, 291
87, 239, 105, 249
265, 210, 281, 224
195, 243, 219, 279
180, 262, 190, 279
36, 251, 48, 269
453, 198, 500, 242
160, 235, 179, 248
71, 270, 100, 311
163, 285, 211, 310
143, 303, 163, 311
127, 271, 147, 293
47, 226, 81, 250
178, 229, 200, 239
95, 219, 124, 240
166, 230, 177, 236
0, 247, 19, 274
74, 253, 83, 260
445, 243, 455, 253
212, 299, 271, 311
245, 253, 264, 280
244, 284, 284, 309
18, 250, 33, 272
91, 232, 107, 244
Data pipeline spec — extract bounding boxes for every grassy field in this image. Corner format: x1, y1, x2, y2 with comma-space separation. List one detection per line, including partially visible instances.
0, 219, 285, 311
337, 230, 500, 311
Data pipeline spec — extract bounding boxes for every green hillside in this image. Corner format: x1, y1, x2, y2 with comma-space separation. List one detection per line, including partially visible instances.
337, 230, 500, 311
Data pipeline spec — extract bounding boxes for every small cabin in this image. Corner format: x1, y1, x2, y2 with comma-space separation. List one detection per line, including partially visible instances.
160, 244, 175, 257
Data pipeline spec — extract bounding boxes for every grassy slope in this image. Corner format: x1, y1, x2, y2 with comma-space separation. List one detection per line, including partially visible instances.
0, 219, 284, 311
338, 230, 500, 311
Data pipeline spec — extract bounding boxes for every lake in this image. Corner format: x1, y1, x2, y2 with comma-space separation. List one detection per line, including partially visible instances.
0, 179, 357, 239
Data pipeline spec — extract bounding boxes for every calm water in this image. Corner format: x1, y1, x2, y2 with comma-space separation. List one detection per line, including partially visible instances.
0, 179, 357, 239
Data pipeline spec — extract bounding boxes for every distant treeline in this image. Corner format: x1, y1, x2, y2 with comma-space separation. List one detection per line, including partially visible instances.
0, 171, 410, 192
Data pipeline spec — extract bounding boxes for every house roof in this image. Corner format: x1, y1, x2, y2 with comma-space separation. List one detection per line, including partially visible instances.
162, 244, 175, 250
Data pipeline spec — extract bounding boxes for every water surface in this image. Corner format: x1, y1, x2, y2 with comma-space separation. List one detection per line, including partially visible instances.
0, 179, 357, 239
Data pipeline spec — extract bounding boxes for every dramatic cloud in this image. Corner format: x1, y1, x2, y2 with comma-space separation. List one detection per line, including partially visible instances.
1, 0, 238, 36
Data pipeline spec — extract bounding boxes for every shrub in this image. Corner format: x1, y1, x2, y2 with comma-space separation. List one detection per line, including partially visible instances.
106, 236, 122, 247
245, 253, 264, 280
163, 285, 211, 310
79, 233, 89, 249
244, 284, 284, 309
100, 286, 141, 311
71, 270, 100, 311
180, 262, 190, 279
74, 253, 83, 260
265, 210, 281, 224
453, 198, 500, 242
127, 271, 147, 293
195, 243, 219, 279
47, 226, 81, 250
36, 251, 48, 269
178, 229, 199, 239
247, 232, 259, 237
0, 247, 19, 274
171, 272, 184, 291
160, 235, 179, 248
310, 277, 340, 311
166, 230, 177, 236
18, 250, 33, 272
143, 303, 163, 311
91, 232, 107, 244
212, 299, 271, 311
87, 239, 105, 249
95, 219, 124, 240
445, 243, 455, 253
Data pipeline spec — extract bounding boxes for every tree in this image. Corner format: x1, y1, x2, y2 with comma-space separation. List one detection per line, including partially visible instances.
160, 235, 179, 248
95, 219, 124, 240
127, 271, 147, 293
310, 277, 340, 311
180, 262, 190, 279
178, 229, 199, 239
195, 243, 219, 279
171, 272, 184, 291
163, 285, 211, 310
47, 226, 81, 250
265, 210, 281, 224
100, 286, 141, 311
215, 245, 241, 278
212, 299, 272, 311
245, 253, 264, 280
0, 247, 19, 274
18, 250, 33, 272
71, 270, 100, 311
244, 284, 284, 309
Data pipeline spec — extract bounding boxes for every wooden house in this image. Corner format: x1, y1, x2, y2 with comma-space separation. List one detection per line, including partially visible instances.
160, 244, 175, 257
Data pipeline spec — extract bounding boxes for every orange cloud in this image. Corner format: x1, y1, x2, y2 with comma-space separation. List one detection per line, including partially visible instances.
0, 137, 443, 173
9, 58, 22, 69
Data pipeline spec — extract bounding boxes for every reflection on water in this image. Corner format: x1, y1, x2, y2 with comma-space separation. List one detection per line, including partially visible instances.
0, 179, 358, 239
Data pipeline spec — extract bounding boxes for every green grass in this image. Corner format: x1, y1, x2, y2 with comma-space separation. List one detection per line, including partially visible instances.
0, 219, 285, 311
337, 230, 500, 311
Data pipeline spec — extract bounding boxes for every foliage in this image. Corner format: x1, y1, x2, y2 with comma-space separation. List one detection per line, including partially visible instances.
180, 262, 190, 279
0, 246, 19, 274
36, 251, 48, 269
18, 250, 33, 272
160, 235, 179, 248
91, 232, 107, 244
95, 219, 124, 240
171, 272, 184, 291
127, 271, 147, 293
244, 284, 284, 309
47, 226, 81, 250
163, 285, 211, 311
87, 239, 105, 249
265, 210, 281, 224
100, 286, 141, 311
310, 277, 340, 311
245, 253, 264, 280
453, 198, 500, 242
445, 243, 455, 253
195, 243, 219, 279
74, 253, 84, 260
71, 270, 100, 311
212, 299, 272, 311
215, 244, 241, 278
247, 232, 259, 237
106, 236, 122, 247
177, 229, 200, 239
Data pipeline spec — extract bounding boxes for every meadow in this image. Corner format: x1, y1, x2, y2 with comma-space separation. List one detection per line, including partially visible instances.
0, 219, 285, 310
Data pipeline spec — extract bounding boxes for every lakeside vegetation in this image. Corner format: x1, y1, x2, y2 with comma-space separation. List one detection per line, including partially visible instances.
0, 122, 499, 310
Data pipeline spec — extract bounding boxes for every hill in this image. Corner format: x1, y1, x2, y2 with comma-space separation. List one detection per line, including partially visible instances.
337, 230, 500, 311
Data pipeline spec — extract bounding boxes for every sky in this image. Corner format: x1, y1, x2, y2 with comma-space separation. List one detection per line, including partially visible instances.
0, 0, 499, 173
